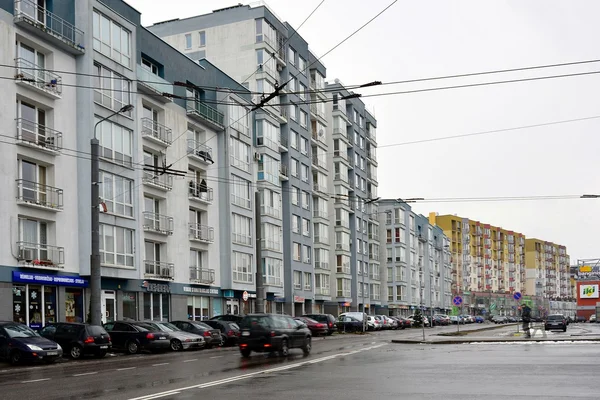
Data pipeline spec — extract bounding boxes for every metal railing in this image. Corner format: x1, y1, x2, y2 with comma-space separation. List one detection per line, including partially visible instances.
186, 100, 224, 127
144, 260, 174, 279
14, 0, 85, 51
260, 205, 281, 219
16, 118, 62, 151
137, 66, 174, 97
143, 171, 173, 190
15, 57, 62, 96
279, 164, 289, 178
16, 179, 63, 209
17, 241, 64, 266
315, 261, 330, 270
187, 139, 214, 163
188, 223, 215, 242
141, 118, 172, 145
188, 181, 213, 202
189, 267, 215, 284
261, 239, 281, 252
142, 212, 174, 234
315, 287, 330, 296
264, 276, 282, 287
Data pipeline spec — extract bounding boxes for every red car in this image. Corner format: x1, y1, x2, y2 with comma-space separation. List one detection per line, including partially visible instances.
294, 317, 329, 336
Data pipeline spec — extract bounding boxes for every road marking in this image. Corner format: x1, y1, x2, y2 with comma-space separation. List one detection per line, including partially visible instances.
117, 367, 137, 371
21, 378, 50, 383
129, 343, 387, 400
73, 372, 98, 377
152, 362, 169, 367
209, 355, 223, 359
183, 359, 198, 363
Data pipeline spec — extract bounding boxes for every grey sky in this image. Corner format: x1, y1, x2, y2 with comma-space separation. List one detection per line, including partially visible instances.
126, 0, 600, 262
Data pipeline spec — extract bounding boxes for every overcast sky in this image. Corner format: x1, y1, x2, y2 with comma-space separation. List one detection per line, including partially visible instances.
126, 0, 600, 262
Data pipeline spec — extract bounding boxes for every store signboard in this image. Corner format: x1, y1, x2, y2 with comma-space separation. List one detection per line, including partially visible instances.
12, 271, 88, 287
580, 284, 599, 299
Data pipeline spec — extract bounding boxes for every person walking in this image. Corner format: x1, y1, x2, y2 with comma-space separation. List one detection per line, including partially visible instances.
522, 304, 532, 338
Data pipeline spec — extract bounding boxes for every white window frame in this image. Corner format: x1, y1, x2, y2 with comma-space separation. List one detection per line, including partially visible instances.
185, 33, 192, 49
99, 171, 133, 217
199, 31, 206, 47
229, 136, 250, 172
95, 117, 133, 167
100, 224, 134, 268
93, 10, 132, 67
231, 213, 252, 246
94, 63, 132, 115
232, 251, 253, 283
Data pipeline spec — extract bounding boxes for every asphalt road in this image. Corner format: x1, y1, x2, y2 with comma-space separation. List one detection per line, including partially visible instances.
2, 323, 599, 399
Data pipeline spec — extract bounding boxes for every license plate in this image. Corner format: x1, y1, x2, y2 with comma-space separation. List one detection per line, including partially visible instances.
100, 346, 108, 349
46, 351, 58, 356
242, 331, 250, 336
159, 337, 166, 340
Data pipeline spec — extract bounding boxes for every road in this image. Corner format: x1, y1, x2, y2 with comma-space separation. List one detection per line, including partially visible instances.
1, 323, 599, 399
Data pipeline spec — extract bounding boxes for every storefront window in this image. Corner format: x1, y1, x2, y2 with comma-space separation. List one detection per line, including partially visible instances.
122, 292, 137, 320
13, 285, 26, 324
65, 288, 84, 322
143, 292, 151, 320
44, 286, 57, 324
187, 296, 210, 321
152, 293, 161, 320
143, 292, 169, 321
29, 285, 42, 329
161, 293, 169, 321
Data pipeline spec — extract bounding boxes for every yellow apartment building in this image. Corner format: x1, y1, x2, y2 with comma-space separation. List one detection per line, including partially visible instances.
524, 239, 571, 299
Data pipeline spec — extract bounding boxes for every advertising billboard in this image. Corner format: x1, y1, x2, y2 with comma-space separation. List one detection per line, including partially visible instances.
579, 284, 599, 299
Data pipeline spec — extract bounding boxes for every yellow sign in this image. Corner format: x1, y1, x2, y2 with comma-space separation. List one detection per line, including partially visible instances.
580, 265, 592, 273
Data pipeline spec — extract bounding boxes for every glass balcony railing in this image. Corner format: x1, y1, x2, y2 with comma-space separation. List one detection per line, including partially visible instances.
186, 100, 224, 128
189, 267, 215, 284
137, 67, 174, 97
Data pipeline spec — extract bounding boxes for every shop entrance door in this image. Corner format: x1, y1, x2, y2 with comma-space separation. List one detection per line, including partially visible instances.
226, 299, 240, 315
101, 290, 116, 324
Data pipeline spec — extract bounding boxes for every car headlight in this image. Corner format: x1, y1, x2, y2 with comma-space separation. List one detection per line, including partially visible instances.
27, 344, 43, 351
56, 344, 62, 351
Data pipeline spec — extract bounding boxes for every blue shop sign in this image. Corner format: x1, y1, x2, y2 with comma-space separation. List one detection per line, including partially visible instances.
12, 271, 88, 288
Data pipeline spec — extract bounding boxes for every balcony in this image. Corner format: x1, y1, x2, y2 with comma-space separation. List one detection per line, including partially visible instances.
188, 181, 213, 204
189, 223, 215, 243
14, 57, 62, 99
15, 118, 62, 154
261, 239, 281, 252
187, 140, 214, 165
17, 242, 64, 268
279, 164, 289, 181
336, 264, 351, 274
144, 260, 174, 280
315, 287, 330, 296
143, 212, 174, 235
310, 103, 326, 122
260, 205, 281, 219
14, 0, 85, 54
312, 154, 327, 171
335, 243, 350, 252
313, 182, 328, 195
313, 209, 328, 219
189, 267, 215, 284
315, 261, 330, 270
141, 118, 172, 146
137, 66, 173, 102
16, 179, 63, 211
186, 100, 224, 130
143, 171, 173, 191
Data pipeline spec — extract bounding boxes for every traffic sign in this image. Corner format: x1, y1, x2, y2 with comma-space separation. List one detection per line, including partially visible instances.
242, 291, 249, 302
490, 303, 497, 310
513, 292, 522, 301
453, 296, 463, 306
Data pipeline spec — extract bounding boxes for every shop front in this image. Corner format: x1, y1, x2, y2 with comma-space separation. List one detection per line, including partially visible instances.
265, 294, 285, 314
11, 270, 88, 329
222, 289, 256, 315
183, 285, 221, 320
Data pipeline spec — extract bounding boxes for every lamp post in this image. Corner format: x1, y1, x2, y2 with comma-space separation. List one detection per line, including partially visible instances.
90, 105, 134, 326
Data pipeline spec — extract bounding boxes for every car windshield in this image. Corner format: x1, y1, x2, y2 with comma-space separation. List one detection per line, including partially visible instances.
4, 324, 40, 338
87, 325, 108, 336
158, 322, 181, 332
192, 322, 213, 330
229, 323, 240, 330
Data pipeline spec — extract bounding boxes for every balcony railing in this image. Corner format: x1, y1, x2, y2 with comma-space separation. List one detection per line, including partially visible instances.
279, 164, 289, 180
16, 118, 62, 151
144, 260, 174, 280
16, 179, 63, 210
190, 267, 215, 284
336, 264, 351, 274
188, 181, 213, 203
264, 276, 282, 287
187, 139, 214, 164
137, 66, 174, 100
141, 118, 172, 145
260, 205, 281, 219
261, 239, 281, 252
310, 103, 326, 120
186, 100, 224, 128
315, 261, 330, 270
313, 209, 328, 219
189, 223, 215, 243
14, 0, 85, 54
142, 212, 174, 235
17, 241, 64, 267
15, 57, 62, 97
315, 287, 330, 296
143, 171, 173, 191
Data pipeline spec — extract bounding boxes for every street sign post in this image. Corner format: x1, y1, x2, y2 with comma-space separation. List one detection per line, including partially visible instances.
513, 292, 522, 333
453, 296, 463, 333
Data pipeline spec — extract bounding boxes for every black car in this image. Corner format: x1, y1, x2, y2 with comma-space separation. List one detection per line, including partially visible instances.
40, 322, 111, 359
0, 322, 63, 365
336, 315, 363, 332
171, 320, 223, 348
210, 314, 244, 324
238, 314, 311, 358
302, 314, 337, 335
545, 314, 567, 332
103, 321, 170, 354
204, 320, 240, 346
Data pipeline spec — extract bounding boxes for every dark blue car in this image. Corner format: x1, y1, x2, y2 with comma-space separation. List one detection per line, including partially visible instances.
475, 316, 485, 323
0, 321, 63, 365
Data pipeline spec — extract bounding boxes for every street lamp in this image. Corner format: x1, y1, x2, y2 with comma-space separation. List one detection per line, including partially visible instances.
90, 104, 134, 326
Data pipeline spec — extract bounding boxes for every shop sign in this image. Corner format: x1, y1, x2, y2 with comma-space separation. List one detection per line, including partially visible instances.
223, 290, 235, 298
183, 286, 220, 296
12, 271, 88, 287
294, 295, 305, 303
248, 293, 257, 298
580, 284, 599, 299
141, 280, 170, 293
274, 296, 286, 302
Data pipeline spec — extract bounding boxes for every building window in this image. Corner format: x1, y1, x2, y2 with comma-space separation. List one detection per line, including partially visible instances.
261, 189, 282, 219
93, 63, 132, 115
199, 31, 206, 47
262, 223, 282, 252
304, 272, 312, 290
232, 213, 252, 246
122, 292, 137, 320
301, 164, 309, 182
185, 33, 192, 49
95, 117, 133, 167
187, 296, 210, 321
12, 284, 58, 329
258, 154, 280, 186
232, 251, 253, 283
293, 242, 301, 261
93, 11, 132, 67
99, 171, 133, 217
288, 46, 296, 65
229, 99, 250, 136
302, 218, 310, 237
300, 137, 308, 155
298, 56, 306, 73
293, 271, 302, 289
300, 110, 308, 128
231, 175, 252, 209
229, 136, 250, 172
143, 292, 169, 321
302, 191, 310, 210
302, 245, 311, 263
263, 258, 283, 287
99, 224, 134, 267
141, 58, 158, 75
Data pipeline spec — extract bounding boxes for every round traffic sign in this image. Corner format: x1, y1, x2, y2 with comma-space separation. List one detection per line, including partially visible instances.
242, 291, 249, 302
513, 292, 522, 301
453, 296, 463, 306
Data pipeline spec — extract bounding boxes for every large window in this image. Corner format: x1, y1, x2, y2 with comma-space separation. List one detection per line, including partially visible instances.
93, 11, 131, 67
337, 278, 351, 297
99, 171, 133, 217
261, 189, 281, 219
143, 292, 169, 321
95, 117, 132, 167
229, 137, 250, 172
229, 100, 250, 136
258, 154, 280, 186
256, 119, 280, 151
262, 223, 282, 252
263, 257, 282, 286
232, 213, 252, 246
99, 224, 134, 267
93, 63, 132, 115
13, 284, 58, 329
231, 175, 251, 209
232, 251, 253, 283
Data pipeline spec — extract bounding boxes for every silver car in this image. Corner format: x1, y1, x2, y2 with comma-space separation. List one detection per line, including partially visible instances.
144, 321, 205, 351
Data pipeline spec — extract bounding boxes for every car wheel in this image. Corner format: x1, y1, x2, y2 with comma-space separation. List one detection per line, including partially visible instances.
170, 339, 183, 352
279, 339, 289, 357
95, 351, 107, 358
9, 350, 21, 365
126, 340, 139, 355
70, 344, 83, 359
563, 328, 567, 332
302, 337, 311, 355
240, 349, 251, 358
219, 335, 225, 347
326, 331, 333, 336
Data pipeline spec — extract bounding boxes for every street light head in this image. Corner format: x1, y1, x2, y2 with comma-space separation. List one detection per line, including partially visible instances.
119, 104, 134, 113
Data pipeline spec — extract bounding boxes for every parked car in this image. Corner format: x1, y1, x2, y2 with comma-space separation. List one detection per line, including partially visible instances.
302, 314, 337, 335
338, 312, 368, 331
0, 322, 63, 365
102, 321, 170, 354
210, 314, 244, 324
545, 314, 567, 332
474, 316, 485, 323
204, 320, 240, 346
432, 315, 449, 326
336, 315, 364, 332
590, 314, 597, 323
40, 322, 111, 359
171, 320, 223, 348
238, 314, 311, 358
143, 321, 204, 351
294, 317, 328, 336
491, 315, 508, 324
367, 316, 381, 331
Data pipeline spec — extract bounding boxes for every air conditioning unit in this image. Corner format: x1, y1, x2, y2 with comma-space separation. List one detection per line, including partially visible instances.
277, 64, 283, 72
19, 248, 34, 261
254, 152, 261, 161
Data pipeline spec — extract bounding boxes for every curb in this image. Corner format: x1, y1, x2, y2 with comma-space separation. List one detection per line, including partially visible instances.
391, 336, 600, 345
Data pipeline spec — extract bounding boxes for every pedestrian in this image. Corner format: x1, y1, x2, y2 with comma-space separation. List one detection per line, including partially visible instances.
522, 304, 532, 338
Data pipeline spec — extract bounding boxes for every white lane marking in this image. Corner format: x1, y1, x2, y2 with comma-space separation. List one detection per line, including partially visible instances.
73, 372, 98, 377
152, 363, 169, 367
21, 378, 50, 383
183, 359, 198, 363
117, 367, 137, 371
129, 343, 387, 400
209, 355, 223, 359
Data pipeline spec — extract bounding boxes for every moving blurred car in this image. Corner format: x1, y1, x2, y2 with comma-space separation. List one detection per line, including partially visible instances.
293, 317, 328, 336
0, 322, 63, 365
544, 314, 567, 332
143, 321, 204, 351
238, 314, 311, 358
103, 321, 170, 354
40, 322, 111, 359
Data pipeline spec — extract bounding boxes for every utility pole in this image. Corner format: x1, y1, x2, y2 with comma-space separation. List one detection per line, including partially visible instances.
255, 190, 265, 313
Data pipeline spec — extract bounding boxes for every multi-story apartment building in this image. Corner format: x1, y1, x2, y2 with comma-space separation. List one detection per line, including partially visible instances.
379, 201, 452, 317
148, 2, 328, 315
0, 0, 254, 326
525, 239, 570, 299
323, 80, 380, 316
